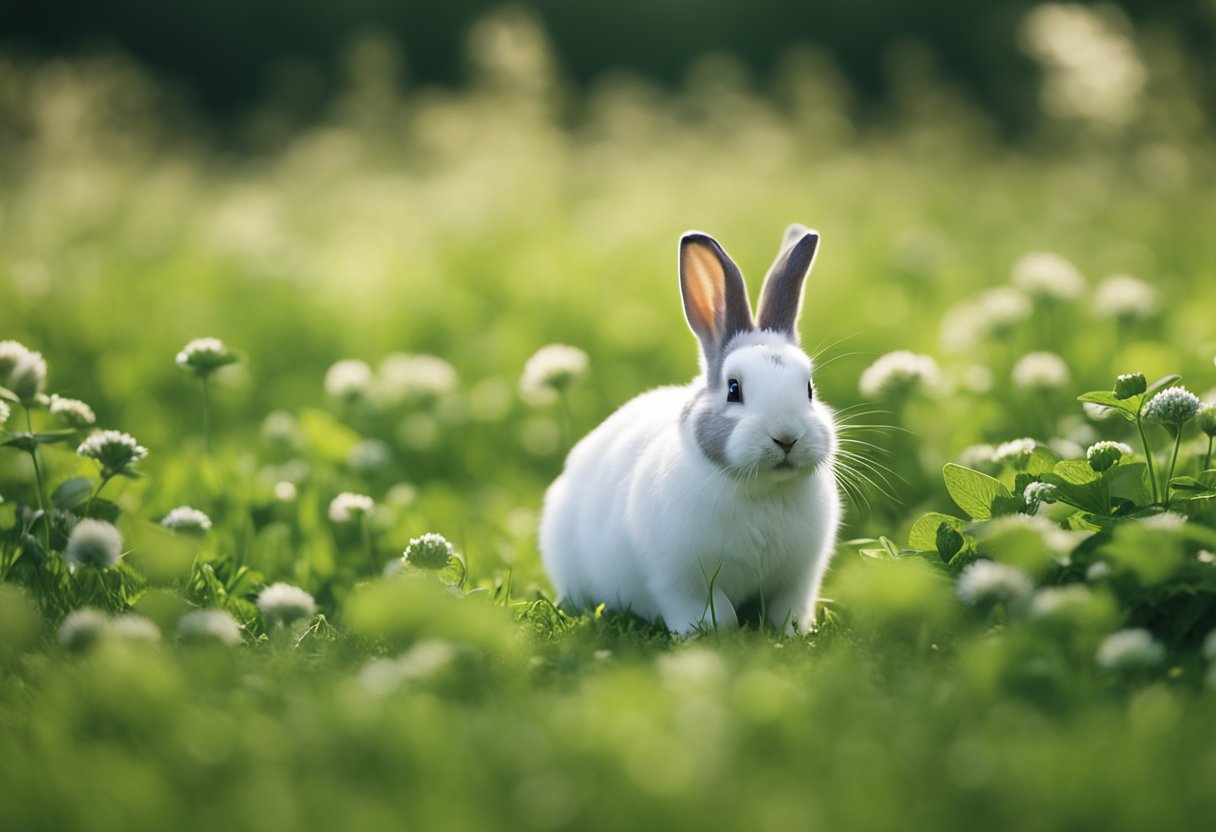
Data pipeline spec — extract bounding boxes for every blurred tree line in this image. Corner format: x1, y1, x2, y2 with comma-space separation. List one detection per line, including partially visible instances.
1, 0, 1211, 134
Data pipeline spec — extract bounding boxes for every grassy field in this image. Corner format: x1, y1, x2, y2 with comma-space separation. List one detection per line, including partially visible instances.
3, 12, 1216, 831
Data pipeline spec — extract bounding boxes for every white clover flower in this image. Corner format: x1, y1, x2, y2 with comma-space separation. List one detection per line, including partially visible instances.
378, 353, 458, 404
58, 608, 110, 651
1029, 585, 1092, 619
1093, 274, 1157, 319
328, 492, 374, 523
108, 615, 161, 643
177, 609, 243, 646
1022, 3, 1145, 127
1086, 561, 1112, 582
324, 359, 374, 400
64, 519, 124, 570
175, 337, 237, 376
161, 506, 213, 535
520, 344, 589, 406
49, 395, 96, 428
956, 560, 1034, 606
403, 532, 455, 570
1142, 387, 1202, 426
958, 443, 997, 469
260, 410, 301, 450
7, 350, 47, 402
1023, 481, 1059, 512
0, 340, 33, 387
978, 287, 1033, 333
1011, 251, 1085, 300
1096, 628, 1165, 671
256, 582, 317, 627
858, 351, 942, 399
1202, 629, 1216, 663
347, 439, 392, 473
993, 437, 1037, 464
0, 399, 9, 427
274, 481, 298, 502
1086, 440, 1133, 471
1011, 351, 1070, 391
77, 429, 148, 476
1139, 511, 1187, 531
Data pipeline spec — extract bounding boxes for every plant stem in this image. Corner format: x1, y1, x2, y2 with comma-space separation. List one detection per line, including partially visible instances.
24, 407, 51, 549
360, 516, 374, 567
201, 375, 212, 453
1164, 428, 1183, 509
1135, 414, 1160, 504
557, 390, 573, 451
85, 472, 113, 517
1204, 436, 1213, 480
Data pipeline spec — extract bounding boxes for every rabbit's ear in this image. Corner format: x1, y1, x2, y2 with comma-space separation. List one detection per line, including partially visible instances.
679, 232, 754, 370
756, 225, 819, 342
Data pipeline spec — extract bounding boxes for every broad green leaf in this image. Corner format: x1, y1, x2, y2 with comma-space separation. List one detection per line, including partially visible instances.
1076, 390, 1137, 421
51, 477, 93, 509
1043, 461, 1109, 514
942, 464, 1014, 520
908, 512, 968, 551
1105, 462, 1149, 507
32, 430, 77, 445
1145, 374, 1182, 396
1168, 476, 1213, 494
0, 385, 17, 403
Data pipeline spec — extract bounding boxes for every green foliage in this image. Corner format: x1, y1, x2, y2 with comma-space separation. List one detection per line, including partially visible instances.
3, 27, 1216, 832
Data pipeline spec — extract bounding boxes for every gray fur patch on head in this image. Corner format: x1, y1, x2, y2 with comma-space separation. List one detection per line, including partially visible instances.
768, 354, 785, 367
694, 399, 736, 466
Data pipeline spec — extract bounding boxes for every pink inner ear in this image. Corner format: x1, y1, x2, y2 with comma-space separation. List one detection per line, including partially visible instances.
683, 243, 725, 336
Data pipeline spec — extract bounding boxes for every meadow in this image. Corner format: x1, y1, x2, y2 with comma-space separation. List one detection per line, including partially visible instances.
3, 9, 1216, 831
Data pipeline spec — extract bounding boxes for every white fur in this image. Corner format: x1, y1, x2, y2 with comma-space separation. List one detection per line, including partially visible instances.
540, 332, 840, 635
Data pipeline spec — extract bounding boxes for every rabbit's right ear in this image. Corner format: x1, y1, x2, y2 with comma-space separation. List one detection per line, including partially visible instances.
679, 233, 754, 377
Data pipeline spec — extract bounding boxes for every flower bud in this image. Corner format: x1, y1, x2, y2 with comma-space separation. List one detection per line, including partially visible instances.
1113, 372, 1146, 400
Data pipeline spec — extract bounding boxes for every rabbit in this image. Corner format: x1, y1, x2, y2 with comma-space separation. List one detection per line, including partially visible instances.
539, 224, 840, 635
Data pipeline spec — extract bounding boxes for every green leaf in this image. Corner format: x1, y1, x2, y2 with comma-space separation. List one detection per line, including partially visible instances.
1168, 476, 1214, 494
1105, 462, 1149, 507
1076, 391, 1137, 421
908, 512, 968, 551
0, 385, 18, 403
31, 430, 77, 445
1043, 460, 1110, 514
942, 463, 1014, 520
52, 477, 94, 509
1145, 374, 1182, 397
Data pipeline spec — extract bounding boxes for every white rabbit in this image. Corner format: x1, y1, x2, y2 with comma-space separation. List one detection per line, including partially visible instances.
539, 225, 840, 635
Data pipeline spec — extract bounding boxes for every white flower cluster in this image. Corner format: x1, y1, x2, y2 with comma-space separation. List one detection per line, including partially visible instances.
0, 340, 47, 402
1011, 351, 1070, 391
1011, 251, 1085, 300
57, 610, 160, 651
257, 583, 317, 626
1142, 387, 1202, 426
177, 609, 243, 646
161, 506, 213, 534
940, 288, 1032, 352
378, 353, 458, 404
175, 337, 236, 376
64, 520, 124, 570
956, 560, 1034, 607
1096, 628, 1165, 671
324, 359, 374, 400
992, 437, 1037, 464
49, 395, 96, 428
520, 344, 589, 406
1023, 481, 1058, 512
77, 430, 148, 474
403, 532, 455, 570
1093, 274, 1156, 319
328, 492, 374, 523
858, 351, 942, 399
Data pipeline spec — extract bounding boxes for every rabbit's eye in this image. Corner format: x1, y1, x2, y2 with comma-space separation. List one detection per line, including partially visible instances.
727, 378, 743, 403
808, 381, 814, 400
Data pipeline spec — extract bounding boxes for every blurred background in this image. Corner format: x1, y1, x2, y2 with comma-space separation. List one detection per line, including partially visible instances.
1, 1, 1215, 566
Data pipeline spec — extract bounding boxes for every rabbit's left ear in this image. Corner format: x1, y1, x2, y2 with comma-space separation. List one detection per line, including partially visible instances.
756, 225, 819, 342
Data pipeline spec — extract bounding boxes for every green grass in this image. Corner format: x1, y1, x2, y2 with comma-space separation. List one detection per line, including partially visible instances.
3, 24, 1216, 832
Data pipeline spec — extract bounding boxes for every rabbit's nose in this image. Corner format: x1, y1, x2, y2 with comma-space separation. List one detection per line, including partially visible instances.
772, 436, 797, 454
